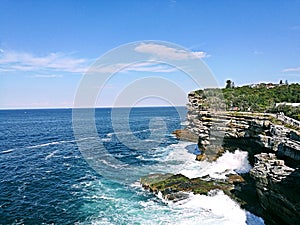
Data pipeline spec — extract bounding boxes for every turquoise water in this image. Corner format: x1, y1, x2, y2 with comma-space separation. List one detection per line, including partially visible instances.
0, 107, 264, 224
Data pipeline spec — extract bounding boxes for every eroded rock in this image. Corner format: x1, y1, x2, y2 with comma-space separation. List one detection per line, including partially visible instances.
140, 173, 234, 202
250, 153, 300, 225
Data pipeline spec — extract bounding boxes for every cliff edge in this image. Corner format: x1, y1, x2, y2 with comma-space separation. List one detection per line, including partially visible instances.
182, 91, 300, 225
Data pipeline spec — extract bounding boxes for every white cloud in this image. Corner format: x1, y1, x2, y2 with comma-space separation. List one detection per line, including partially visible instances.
0, 50, 88, 73
88, 62, 177, 74
192, 51, 209, 58
31, 74, 63, 78
124, 62, 177, 73
134, 43, 208, 60
0, 46, 202, 76
282, 67, 300, 72
88, 63, 127, 73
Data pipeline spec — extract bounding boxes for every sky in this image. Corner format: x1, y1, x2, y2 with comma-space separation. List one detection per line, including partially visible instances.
0, 0, 299, 108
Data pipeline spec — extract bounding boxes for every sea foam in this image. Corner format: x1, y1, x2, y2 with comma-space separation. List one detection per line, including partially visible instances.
177, 149, 252, 179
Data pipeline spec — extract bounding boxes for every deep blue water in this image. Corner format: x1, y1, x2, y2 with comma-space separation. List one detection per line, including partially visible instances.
0, 107, 265, 225
0, 107, 184, 224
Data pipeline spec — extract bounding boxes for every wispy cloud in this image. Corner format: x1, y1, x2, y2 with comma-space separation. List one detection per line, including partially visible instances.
0, 50, 89, 73
124, 62, 177, 73
31, 74, 63, 78
282, 67, 300, 72
0, 45, 206, 75
88, 62, 177, 74
134, 43, 208, 60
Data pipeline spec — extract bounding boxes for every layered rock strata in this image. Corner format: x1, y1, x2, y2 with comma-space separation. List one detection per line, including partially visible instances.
141, 91, 300, 225
185, 91, 300, 163
250, 153, 300, 225
182, 91, 300, 224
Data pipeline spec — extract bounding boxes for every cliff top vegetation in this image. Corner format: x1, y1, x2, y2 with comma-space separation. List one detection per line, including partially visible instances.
194, 81, 300, 120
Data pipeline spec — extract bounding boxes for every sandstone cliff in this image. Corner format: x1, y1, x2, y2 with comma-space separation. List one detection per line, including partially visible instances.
182, 91, 300, 225
141, 91, 299, 225
250, 153, 300, 225
183, 91, 300, 163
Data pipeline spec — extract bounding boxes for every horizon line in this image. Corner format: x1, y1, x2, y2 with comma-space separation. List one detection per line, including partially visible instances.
0, 105, 187, 110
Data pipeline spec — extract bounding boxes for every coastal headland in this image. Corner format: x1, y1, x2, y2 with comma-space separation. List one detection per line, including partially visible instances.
141, 84, 300, 225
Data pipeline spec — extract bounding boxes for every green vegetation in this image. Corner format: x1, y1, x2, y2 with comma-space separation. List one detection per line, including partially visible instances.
269, 104, 300, 121
195, 82, 300, 120
140, 174, 233, 195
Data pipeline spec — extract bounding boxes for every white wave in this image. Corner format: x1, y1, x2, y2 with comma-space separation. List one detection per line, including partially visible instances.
78, 175, 264, 225
166, 190, 264, 225
136, 155, 153, 161
97, 159, 126, 169
26, 137, 97, 149
178, 150, 252, 179
75, 139, 262, 225
45, 150, 59, 160
63, 155, 81, 159
1, 148, 17, 154
146, 141, 198, 174
28, 141, 61, 149
180, 121, 189, 126
106, 127, 166, 139
106, 133, 113, 137
155, 141, 251, 180
83, 195, 116, 201
102, 137, 112, 142
132, 186, 264, 225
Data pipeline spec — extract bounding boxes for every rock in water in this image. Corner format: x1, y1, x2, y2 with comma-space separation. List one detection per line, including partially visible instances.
172, 129, 199, 142
196, 153, 206, 161
226, 174, 245, 184
140, 173, 234, 202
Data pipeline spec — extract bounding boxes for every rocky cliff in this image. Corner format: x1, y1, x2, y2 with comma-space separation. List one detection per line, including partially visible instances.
250, 153, 300, 225
182, 91, 300, 164
141, 91, 299, 225
182, 91, 300, 224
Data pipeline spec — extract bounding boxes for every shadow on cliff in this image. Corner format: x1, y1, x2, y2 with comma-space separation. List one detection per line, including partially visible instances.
259, 168, 300, 225
218, 122, 300, 225
222, 138, 272, 165
228, 167, 300, 225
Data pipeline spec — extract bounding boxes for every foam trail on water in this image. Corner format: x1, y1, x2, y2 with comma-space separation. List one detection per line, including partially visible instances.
1, 148, 16, 154
25, 137, 97, 149
45, 150, 59, 160
140, 141, 264, 225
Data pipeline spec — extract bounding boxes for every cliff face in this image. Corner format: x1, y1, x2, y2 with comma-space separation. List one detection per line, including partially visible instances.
185, 91, 300, 163
250, 153, 300, 225
184, 91, 300, 224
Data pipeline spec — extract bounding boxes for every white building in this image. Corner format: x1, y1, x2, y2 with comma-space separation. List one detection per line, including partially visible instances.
275, 102, 300, 107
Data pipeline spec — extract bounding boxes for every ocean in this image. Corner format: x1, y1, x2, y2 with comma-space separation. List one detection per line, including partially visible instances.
0, 107, 264, 225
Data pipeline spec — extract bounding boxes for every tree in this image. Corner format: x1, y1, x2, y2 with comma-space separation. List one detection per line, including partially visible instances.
279, 80, 283, 85
225, 80, 232, 89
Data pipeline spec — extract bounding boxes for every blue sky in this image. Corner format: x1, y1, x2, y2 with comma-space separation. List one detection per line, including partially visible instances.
0, 0, 299, 108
